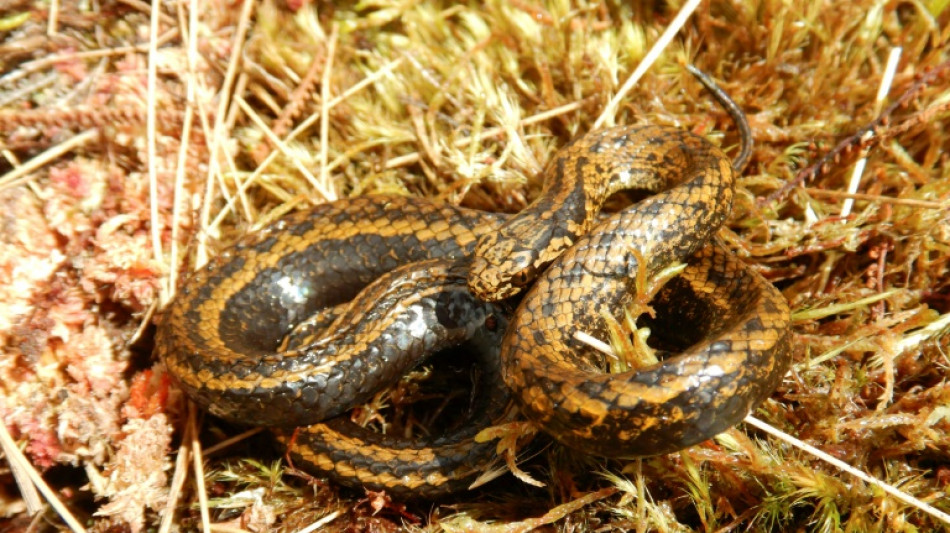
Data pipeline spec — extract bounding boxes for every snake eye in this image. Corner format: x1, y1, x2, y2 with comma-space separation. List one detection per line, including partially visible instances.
516, 271, 530, 286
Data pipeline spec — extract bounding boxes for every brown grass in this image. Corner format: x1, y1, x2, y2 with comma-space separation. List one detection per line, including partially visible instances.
0, 0, 948, 531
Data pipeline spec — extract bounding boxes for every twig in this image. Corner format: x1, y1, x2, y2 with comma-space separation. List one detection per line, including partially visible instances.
0, 427, 42, 513
0, 423, 87, 533
22, 30, 180, 70
0, 30, 181, 90
271, 53, 323, 139
0, 129, 98, 191
147, 0, 163, 278
895, 310, 950, 354
292, 510, 342, 533
158, 402, 195, 533
165, 0, 201, 303
129, 300, 159, 346
574, 330, 613, 357
0, 106, 185, 133
190, 406, 212, 533
117, 0, 176, 25
803, 188, 946, 210
763, 59, 950, 205
745, 415, 950, 526
202, 427, 264, 456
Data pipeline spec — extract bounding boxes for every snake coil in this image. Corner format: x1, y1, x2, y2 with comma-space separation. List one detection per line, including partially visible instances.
156, 69, 791, 497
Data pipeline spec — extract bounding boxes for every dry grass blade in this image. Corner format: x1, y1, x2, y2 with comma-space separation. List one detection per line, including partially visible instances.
383, 100, 586, 170
764, 58, 950, 205
158, 403, 196, 533
0, 129, 98, 190
0, 423, 42, 514
840, 47, 902, 217
744, 416, 950, 526
0, 423, 86, 532
146, 0, 163, 272
236, 97, 330, 199
442, 488, 619, 533
196, 0, 256, 266
803, 188, 947, 209
292, 510, 342, 533
318, 24, 339, 201
593, 0, 702, 129
191, 409, 212, 533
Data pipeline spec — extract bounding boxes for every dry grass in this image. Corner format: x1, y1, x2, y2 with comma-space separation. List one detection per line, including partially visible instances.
0, 0, 948, 531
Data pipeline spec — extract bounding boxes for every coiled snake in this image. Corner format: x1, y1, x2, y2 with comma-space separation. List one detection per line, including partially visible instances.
155, 71, 791, 498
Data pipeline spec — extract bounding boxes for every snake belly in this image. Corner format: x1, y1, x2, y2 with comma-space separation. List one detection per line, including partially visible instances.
156, 125, 791, 496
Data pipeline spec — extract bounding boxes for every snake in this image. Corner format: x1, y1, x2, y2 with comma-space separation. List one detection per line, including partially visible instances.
154, 70, 791, 498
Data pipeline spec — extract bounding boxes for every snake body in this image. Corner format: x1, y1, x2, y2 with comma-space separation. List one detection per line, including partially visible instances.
487, 127, 791, 456
158, 198, 505, 425
156, 92, 791, 498
157, 198, 516, 497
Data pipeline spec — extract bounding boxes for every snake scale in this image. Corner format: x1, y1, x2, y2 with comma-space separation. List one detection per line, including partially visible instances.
155, 71, 792, 498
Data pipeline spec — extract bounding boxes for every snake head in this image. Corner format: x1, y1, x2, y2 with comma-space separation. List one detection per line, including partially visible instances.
469, 216, 575, 301
468, 242, 538, 301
